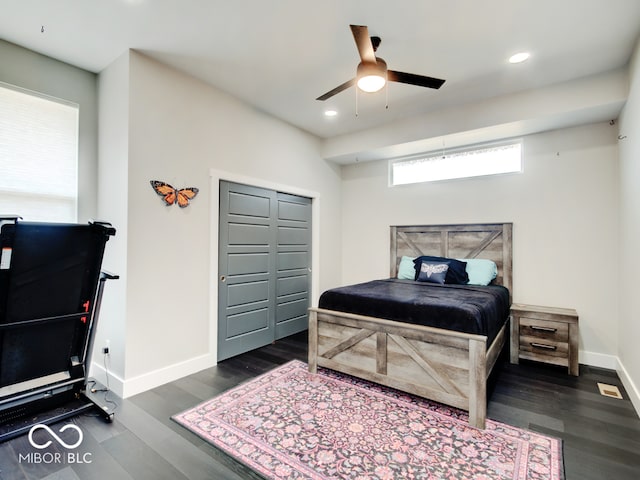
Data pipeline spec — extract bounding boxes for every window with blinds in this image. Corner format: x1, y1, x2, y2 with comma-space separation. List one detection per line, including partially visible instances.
0, 83, 79, 222
390, 140, 523, 186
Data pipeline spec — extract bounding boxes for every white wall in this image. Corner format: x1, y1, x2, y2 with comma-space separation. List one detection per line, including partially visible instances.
0, 39, 98, 221
0, 39, 120, 387
98, 51, 342, 396
340, 122, 619, 367
618, 36, 640, 413
323, 69, 627, 164
94, 51, 130, 389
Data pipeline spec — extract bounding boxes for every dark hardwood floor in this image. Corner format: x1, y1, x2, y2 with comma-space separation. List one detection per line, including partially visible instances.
1, 331, 639, 480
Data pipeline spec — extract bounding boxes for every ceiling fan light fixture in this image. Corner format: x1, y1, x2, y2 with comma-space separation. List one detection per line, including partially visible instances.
508, 52, 530, 64
357, 74, 386, 93
315, 25, 446, 101
356, 60, 387, 93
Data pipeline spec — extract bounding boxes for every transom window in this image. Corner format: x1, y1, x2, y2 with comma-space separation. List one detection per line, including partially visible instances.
390, 141, 523, 186
0, 82, 79, 222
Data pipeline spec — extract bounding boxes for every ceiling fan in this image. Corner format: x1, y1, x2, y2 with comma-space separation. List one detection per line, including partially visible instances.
316, 24, 446, 101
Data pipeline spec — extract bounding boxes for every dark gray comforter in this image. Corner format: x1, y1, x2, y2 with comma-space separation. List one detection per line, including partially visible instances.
318, 279, 510, 345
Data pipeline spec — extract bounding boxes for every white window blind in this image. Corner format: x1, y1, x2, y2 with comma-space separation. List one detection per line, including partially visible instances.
390, 141, 522, 186
0, 83, 79, 222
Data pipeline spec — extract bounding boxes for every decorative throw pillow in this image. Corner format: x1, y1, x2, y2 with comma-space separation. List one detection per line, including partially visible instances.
413, 255, 469, 284
397, 256, 416, 280
416, 261, 450, 284
458, 258, 498, 285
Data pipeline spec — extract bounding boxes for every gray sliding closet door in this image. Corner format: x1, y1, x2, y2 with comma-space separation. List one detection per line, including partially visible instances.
275, 192, 312, 340
218, 181, 311, 361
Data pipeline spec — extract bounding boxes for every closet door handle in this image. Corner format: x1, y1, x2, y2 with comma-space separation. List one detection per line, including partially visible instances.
220, 276, 226, 283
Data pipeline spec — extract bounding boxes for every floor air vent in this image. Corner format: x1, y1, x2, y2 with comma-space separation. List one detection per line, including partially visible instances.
597, 383, 623, 399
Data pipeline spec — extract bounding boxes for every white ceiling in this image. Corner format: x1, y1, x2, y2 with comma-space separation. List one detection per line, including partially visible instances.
1, 0, 639, 145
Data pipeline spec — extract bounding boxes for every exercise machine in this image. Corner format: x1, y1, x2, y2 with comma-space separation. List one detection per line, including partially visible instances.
0, 217, 117, 442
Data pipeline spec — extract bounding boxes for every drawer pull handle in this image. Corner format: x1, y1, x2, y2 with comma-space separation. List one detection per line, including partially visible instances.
530, 342, 557, 351
530, 326, 557, 333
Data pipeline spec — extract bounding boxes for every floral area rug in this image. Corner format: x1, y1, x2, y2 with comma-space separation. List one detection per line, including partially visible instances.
172, 360, 564, 480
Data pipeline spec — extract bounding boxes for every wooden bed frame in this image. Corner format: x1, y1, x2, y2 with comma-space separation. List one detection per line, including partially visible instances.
308, 223, 513, 429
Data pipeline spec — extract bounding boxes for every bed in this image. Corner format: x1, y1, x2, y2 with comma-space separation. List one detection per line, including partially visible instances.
308, 223, 512, 429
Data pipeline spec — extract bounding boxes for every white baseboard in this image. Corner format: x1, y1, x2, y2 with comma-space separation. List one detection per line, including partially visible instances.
89, 361, 125, 398
91, 348, 637, 418
579, 350, 618, 370
579, 350, 640, 417
91, 353, 217, 399
617, 359, 640, 418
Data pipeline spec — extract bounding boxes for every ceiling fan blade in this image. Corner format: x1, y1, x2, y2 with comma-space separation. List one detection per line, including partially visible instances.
350, 25, 376, 63
388, 70, 446, 89
316, 78, 356, 101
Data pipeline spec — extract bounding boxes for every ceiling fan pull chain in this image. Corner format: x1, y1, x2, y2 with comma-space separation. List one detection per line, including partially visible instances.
355, 87, 359, 117
385, 79, 389, 110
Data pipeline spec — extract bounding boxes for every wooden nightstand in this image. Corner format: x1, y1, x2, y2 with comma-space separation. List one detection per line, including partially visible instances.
510, 303, 579, 376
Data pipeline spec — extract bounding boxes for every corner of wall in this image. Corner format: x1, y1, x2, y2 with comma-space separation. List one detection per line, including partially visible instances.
89, 360, 125, 399
618, 358, 640, 417
617, 29, 640, 420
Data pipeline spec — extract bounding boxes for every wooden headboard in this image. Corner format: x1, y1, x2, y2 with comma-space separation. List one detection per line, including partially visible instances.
390, 223, 513, 294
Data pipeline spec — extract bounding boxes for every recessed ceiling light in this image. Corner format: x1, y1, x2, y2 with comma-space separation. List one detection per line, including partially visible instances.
324, 109, 338, 117
508, 52, 530, 64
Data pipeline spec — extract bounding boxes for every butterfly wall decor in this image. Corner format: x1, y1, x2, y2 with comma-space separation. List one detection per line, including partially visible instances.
150, 180, 199, 208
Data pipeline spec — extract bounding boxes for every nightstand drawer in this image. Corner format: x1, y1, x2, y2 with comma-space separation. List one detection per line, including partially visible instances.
520, 317, 568, 342
519, 335, 568, 358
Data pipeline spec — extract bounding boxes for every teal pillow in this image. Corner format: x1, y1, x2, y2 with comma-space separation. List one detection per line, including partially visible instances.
397, 256, 416, 280
458, 258, 498, 286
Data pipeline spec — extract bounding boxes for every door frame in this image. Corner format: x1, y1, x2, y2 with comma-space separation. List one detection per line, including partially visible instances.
209, 169, 321, 364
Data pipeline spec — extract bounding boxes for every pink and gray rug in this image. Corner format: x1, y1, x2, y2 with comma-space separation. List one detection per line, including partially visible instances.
173, 360, 564, 479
